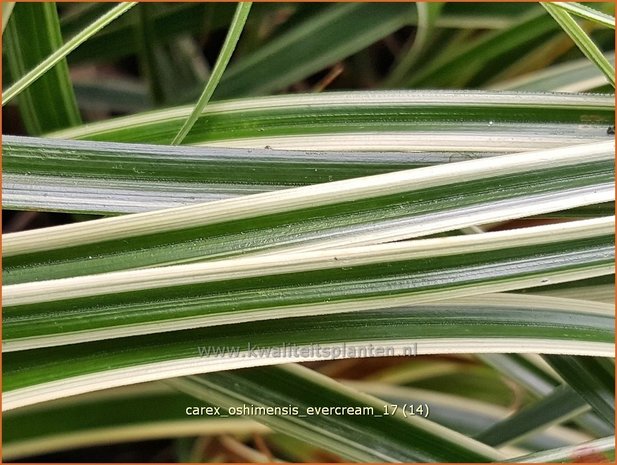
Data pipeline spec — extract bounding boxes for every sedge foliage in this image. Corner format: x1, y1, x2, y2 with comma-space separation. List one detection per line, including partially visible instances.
2, 2, 615, 462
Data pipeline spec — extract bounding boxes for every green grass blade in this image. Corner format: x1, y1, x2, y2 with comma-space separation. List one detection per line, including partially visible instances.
491, 54, 615, 92
543, 355, 615, 427
59, 4, 530, 67
3, 3, 614, 460
168, 365, 503, 462
134, 3, 165, 106
3, 142, 613, 284
4, 296, 613, 409
541, 3, 615, 88
2, 135, 499, 215
2, 2, 15, 34
171, 2, 252, 145
4, 220, 614, 349
214, 3, 413, 99
350, 381, 591, 451
436, 3, 538, 29
59, 3, 120, 37
71, 78, 150, 114
4, 3, 81, 134
46, 91, 614, 148
475, 384, 588, 447
552, 2, 615, 29
3, 385, 268, 461
4, 179, 612, 218
2, 2, 137, 105
479, 353, 613, 438
479, 354, 559, 396
143, 35, 210, 107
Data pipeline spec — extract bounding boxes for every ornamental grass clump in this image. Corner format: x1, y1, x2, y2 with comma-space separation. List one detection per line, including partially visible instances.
2, 2, 615, 462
